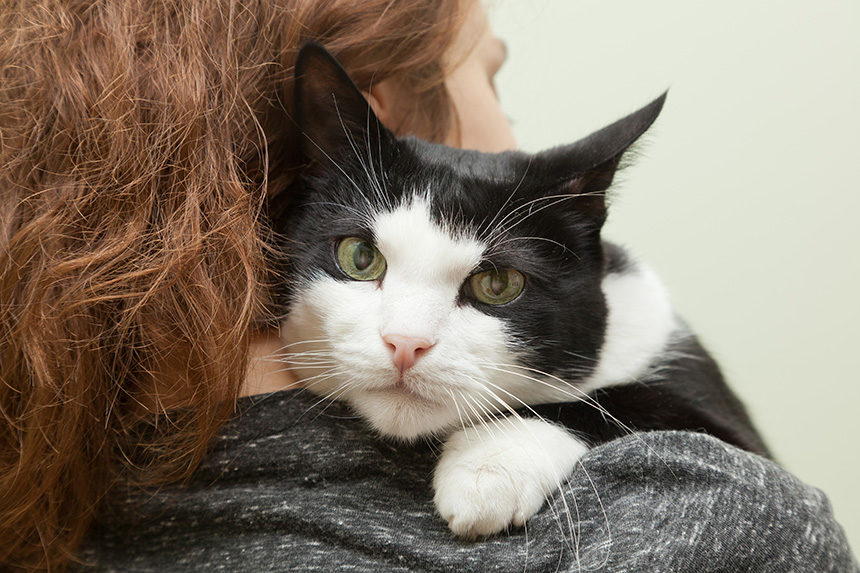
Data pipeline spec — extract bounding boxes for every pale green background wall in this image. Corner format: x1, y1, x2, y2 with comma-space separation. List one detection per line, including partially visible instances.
490, 0, 859, 553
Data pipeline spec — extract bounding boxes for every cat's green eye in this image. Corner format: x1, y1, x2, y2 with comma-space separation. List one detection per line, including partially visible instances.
336, 237, 387, 281
469, 269, 525, 305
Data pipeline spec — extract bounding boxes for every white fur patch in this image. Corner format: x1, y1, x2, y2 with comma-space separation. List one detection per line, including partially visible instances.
281, 198, 553, 439
433, 417, 588, 538
581, 262, 677, 393
372, 199, 483, 341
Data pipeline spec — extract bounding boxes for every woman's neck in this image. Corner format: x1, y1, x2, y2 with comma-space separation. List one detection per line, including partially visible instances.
243, 330, 302, 396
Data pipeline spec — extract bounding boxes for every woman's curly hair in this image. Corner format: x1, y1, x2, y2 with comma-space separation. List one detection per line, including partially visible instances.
0, 0, 466, 568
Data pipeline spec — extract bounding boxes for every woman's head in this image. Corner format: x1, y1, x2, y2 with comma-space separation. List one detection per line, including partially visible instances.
0, 0, 499, 568
364, 0, 516, 152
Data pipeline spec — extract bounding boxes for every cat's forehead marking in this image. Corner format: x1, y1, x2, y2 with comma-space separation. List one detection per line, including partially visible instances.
372, 198, 483, 282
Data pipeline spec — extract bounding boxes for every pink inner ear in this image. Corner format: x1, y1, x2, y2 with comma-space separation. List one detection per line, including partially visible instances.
561, 172, 608, 222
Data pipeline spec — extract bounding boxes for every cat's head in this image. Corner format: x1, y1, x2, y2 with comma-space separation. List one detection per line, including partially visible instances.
274, 43, 665, 440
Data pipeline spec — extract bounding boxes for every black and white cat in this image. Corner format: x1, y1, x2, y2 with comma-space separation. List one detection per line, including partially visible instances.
272, 44, 769, 538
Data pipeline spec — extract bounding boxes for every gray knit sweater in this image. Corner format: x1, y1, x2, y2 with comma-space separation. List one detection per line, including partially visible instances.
80, 390, 857, 572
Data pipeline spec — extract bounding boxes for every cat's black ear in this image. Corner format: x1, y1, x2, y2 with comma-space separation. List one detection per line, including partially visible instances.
537, 93, 667, 223
293, 43, 393, 167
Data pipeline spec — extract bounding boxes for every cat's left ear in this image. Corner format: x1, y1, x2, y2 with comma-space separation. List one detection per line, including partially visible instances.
293, 43, 394, 168
536, 93, 667, 224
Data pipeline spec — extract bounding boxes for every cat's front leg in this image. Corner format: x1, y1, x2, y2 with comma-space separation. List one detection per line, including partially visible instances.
433, 417, 588, 539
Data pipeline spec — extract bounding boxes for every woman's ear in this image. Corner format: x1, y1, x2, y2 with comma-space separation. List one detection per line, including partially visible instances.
362, 85, 389, 127
362, 79, 411, 135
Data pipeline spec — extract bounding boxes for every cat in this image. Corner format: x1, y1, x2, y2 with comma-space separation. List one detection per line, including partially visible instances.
270, 43, 769, 539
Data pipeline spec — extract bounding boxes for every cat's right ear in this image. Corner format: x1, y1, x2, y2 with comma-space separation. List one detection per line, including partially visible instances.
293, 43, 394, 168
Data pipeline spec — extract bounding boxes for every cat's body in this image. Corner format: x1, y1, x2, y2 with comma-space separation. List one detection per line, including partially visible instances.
272, 44, 768, 538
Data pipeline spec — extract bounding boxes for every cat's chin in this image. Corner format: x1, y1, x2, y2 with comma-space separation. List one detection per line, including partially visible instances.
347, 388, 458, 441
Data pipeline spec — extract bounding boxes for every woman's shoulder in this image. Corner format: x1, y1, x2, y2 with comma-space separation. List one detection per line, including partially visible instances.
79, 402, 857, 572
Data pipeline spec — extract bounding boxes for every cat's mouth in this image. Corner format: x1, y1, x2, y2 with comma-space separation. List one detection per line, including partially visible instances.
368, 379, 443, 406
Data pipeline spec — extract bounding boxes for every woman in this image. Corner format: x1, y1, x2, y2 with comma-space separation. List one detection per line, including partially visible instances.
0, 0, 478, 567
0, 0, 855, 570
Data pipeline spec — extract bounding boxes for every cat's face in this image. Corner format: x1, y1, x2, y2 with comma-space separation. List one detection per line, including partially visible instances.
273, 45, 664, 440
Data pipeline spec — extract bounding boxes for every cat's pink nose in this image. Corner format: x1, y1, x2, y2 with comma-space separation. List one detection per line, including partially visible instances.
382, 334, 435, 373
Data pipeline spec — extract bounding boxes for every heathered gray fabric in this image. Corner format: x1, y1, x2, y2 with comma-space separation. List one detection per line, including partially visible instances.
80, 390, 857, 572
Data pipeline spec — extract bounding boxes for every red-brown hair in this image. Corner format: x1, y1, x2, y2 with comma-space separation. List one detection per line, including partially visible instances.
0, 0, 467, 569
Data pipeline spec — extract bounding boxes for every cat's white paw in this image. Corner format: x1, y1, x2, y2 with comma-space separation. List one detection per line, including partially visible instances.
433, 417, 588, 539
